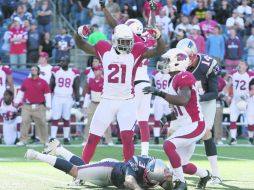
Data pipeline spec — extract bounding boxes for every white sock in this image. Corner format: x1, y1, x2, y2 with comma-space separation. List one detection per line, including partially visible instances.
55, 146, 74, 161
51, 126, 58, 138
230, 129, 237, 139
153, 128, 160, 137
195, 167, 208, 178
17, 132, 20, 138
63, 127, 70, 139
36, 152, 57, 166
248, 131, 254, 138
208, 155, 220, 177
141, 142, 149, 156
173, 167, 185, 182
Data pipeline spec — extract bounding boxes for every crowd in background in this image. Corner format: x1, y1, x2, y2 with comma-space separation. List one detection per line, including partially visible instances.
1, 0, 254, 145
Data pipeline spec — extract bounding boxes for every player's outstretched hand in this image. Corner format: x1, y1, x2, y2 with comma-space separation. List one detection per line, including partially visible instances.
145, 26, 161, 40
77, 25, 91, 39
143, 86, 165, 98
99, 0, 105, 8
148, 0, 157, 10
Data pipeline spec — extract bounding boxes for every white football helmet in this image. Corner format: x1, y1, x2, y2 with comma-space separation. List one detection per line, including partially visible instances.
144, 159, 171, 186
158, 48, 190, 73
176, 38, 198, 56
112, 24, 134, 54
125, 19, 143, 36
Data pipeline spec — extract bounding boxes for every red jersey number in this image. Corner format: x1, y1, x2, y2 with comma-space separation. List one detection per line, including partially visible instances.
235, 80, 246, 90
58, 78, 71, 88
156, 80, 168, 90
108, 64, 126, 84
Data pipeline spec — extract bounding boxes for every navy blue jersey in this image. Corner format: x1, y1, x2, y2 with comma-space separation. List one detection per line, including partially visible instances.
111, 156, 154, 188
188, 54, 220, 101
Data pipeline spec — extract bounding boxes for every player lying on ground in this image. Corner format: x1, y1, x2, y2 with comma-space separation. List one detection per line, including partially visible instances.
25, 139, 173, 190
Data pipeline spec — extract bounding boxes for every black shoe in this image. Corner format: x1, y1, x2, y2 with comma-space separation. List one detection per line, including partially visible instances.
154, 137, 159, 144
229, 138, 237, 145
116, 138, 122, 144
196, 170, 211, 189
63, 138, 71, 145
32, 138, 40, 144
0, 138, 2, 144
249, 138, 254, 145
14, 138, 19, 144
173, 180, 187, 190
49, 138, 55, 143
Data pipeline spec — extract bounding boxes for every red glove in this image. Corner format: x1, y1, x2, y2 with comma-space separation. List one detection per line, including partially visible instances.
77, 25, 91, 38
146, 26, 161, 40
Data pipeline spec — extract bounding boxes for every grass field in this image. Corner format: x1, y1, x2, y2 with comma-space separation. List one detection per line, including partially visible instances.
0, 144, 254, 190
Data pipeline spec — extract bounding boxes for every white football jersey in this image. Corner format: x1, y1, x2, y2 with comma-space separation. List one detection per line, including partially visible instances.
168, 71, 203, 126
0, 99, 18, 124
231, 71, 254, 100
134, 59, 150, 81
95, 41, 146, 100
39, 64, 52, 84
152, 71, 171, 93
52, 66, 80, 97
0, 65, 12, 99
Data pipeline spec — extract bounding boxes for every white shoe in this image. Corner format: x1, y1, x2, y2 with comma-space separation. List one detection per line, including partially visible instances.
81, 141, 87, 146
210, 176, 222, 185
24, 149, 38, 160
42, 139, 61, 155
67, 178, 85, 186
216, 140, 223, 145
107, 142, 114, 146
16, 141, 26, 146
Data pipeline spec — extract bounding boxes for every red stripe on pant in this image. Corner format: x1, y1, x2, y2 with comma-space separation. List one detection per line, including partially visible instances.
230, 122, 237, 129
248, 125, 254, 131
82, 133, 101, 163
121, 130, 134, 162
163, 141, 181, 168
138, 121, 150, 142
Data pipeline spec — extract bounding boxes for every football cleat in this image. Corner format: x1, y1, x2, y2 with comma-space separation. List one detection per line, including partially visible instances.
209, 176, 222, 185
16, 141, 26, 146
67, 178, 85, 186
24, 149, 38, 160
248, 138, 254, 145
154, 137, 159, 144
63, 138, 71, 145
173, 180, 187, 190
42, 139, 61, 155
196, 170, 211, 189
229, 138, 237, 145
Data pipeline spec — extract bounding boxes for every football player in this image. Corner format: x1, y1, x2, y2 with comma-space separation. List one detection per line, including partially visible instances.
176, 38, 221, 185
143, 48, 211, 190
25, 139, 173, 190
247, 78, 254, 144
100, 0, 158, 156
151, 66, 171, 144
0, 90, 21, 145
223, 61, 254, 145
50, 55, 80, 144
0, 58, 14, 99
75, 23, 165, 163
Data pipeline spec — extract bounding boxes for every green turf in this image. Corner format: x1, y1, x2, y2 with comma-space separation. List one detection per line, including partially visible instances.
0, 145, 254, 190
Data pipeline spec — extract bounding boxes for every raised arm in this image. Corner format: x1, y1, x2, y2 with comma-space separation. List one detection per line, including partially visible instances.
74, 32, 96, 55
99, 0, 118, 28
73, 76, 80, 102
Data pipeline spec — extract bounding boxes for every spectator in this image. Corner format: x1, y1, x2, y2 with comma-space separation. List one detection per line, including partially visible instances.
23, 20, 31, 31
246, 26, 254, 69
83, 64, 113, 146
116, 0, 137, 10
188, 24, 206, 54
73, 0, 91, 26
87, 24, 108, 45
106, 0, 121, 14
224, 28, 242, 71
215, 0, 232, 36
199, 10, 218, 39
88, 0, 106, 33
181, 0, 197, 16
190, 0, 207, 22
121, 3, 136, 19
2, 0, 17, 19
170, 30, 185, 48
142, 0, 162, 22
39, 32, 53, 58
226, 9, 244, 39
9, 17, 28, 68
175, 14, 192, 36
15, 65, 51, 146
27, 21, 40, 65
11, 4, 32, 22
237, 0, 251, 19
18, 0, 33, 13
0, 23, 13, 63
206, 25, 225, 66
155, 8, 174, 47
53, 27, 74, 62
245, 5, 254, 37
36, 0, 52, 35
0, 90, 21, 145
162, 0, 177, 21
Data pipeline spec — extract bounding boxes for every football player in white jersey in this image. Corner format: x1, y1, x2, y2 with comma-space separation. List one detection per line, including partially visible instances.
0, 58, 14, 99
143, 48, 211, 190
223, 61, 254, 145
247, 78, 254, 145
0, 90, 21, 145
50, 55, 80, 144
75, 23, 165, 163
176, 38, 221, 185
151, 68, 171, 144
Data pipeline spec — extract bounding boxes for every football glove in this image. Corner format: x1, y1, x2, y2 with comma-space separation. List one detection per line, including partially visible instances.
146, 26, 161, 40
148, 0, 157, 11
73, 101, 81, 108
142, 86, 166, 98
99, 0, 105, 8
77, 25, 91, 39
240, 94, 249, 101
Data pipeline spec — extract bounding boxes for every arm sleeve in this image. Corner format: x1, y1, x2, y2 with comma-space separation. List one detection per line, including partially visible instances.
83, 94, 91, 108
200, 72, 218, 102
14, 91, 24, 104
44, 93, 51, 108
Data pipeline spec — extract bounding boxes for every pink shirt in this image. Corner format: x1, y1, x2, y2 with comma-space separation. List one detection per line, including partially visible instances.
199, 20, 218, 38
188, 35, 206, 54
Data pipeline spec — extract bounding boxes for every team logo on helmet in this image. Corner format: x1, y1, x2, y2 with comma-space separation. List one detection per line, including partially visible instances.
176, 53, 188, 61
